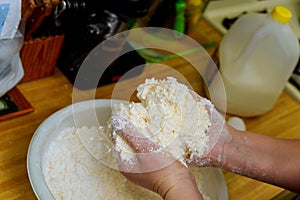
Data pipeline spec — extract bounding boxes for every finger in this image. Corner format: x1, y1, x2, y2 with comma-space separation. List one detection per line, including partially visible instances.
189, 90, 203, 102
112, 117, 189, 173
189, 90, 214, 125
114, 149, 137, 172
111, 116, 160, 153
189, 90, 228, 159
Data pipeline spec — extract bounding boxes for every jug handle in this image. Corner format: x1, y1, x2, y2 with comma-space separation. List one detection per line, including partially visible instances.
234, 24, 271, 66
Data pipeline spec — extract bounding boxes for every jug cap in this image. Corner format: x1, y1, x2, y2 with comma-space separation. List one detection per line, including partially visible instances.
271, 6, 292, 24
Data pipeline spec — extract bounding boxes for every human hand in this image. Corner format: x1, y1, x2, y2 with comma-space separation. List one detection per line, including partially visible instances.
190, 92, 300, 193
187, 91, 232, 167
112, 117, 203, 200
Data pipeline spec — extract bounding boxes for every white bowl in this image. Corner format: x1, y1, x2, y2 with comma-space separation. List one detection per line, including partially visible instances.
27, 99, 228, 200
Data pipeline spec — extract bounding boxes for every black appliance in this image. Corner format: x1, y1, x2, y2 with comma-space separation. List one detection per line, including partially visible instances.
51, 0, 154, 89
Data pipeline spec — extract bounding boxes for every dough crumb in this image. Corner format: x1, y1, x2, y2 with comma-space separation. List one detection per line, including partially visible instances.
112, 77, 211, 165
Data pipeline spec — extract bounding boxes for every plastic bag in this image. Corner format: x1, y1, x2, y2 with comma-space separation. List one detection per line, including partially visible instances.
0, 0, 21, 39
0, 0, 24, 97
0, 33, 24, 97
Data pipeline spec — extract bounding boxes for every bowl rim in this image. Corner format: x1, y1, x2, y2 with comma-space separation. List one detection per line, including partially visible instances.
27, 101, 72, 199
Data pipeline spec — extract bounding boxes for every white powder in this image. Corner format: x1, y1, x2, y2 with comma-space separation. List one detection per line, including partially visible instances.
43, 126, 161, 200
112, 77, 211, 164
43, 126, 211, 200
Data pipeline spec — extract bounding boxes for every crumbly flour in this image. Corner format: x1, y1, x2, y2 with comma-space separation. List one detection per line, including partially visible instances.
112, 77, 211, 164
43, 126, 210, 200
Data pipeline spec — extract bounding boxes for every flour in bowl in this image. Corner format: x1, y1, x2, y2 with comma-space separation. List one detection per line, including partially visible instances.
43, 126, 161, 200
43, 126, 211, 200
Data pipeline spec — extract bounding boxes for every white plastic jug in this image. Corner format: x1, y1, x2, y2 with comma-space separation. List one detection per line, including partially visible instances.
216, 6, 300, 117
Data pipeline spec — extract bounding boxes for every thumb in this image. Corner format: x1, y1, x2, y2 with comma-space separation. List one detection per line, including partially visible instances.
111, 116, 176, 173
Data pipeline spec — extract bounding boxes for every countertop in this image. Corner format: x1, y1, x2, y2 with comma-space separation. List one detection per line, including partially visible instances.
1, 21, 300, 199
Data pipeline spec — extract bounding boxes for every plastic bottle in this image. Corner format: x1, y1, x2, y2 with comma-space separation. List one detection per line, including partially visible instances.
215, 6, 300, 117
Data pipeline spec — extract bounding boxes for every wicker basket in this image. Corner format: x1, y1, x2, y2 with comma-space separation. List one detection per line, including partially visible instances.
20, 34, 64, 82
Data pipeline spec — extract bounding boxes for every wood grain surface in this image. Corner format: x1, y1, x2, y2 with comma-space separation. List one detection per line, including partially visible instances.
1, 20, 300, 200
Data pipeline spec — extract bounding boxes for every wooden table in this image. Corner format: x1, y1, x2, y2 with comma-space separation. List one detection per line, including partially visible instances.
1, 21, 300, 200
